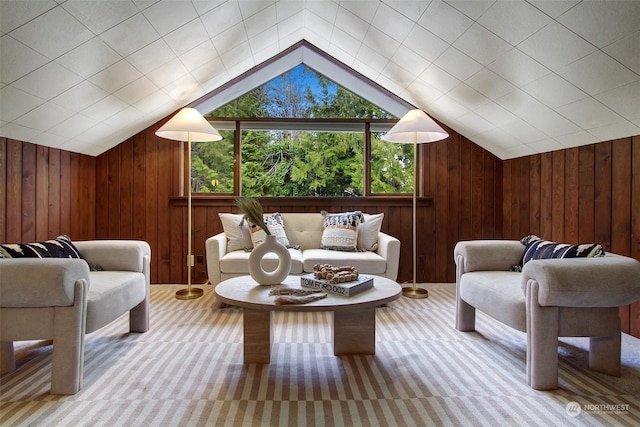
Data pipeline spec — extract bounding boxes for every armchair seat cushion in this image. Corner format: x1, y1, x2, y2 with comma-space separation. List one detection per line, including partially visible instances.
86, 271, 146, 333
459, 271, 526, 331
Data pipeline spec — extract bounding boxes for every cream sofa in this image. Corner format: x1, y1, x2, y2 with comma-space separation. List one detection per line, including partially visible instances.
0, 240, 151, 394
206, 212, 400, 285
454, 239, 640, 390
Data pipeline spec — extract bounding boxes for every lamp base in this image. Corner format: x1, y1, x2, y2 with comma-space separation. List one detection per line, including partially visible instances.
401, 286, 429, 299
176, 287, 204, 300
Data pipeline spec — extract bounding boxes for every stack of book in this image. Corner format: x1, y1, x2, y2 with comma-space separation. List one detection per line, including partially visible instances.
300, 273, 373, 296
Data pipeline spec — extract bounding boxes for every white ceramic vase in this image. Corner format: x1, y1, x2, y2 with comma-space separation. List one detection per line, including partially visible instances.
248, 234, 292, 285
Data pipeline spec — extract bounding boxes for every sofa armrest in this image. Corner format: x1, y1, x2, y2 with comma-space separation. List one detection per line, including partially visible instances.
0, 258, 90, 307
522, 254, 640, 307
74, 240, 151, 273
377, 232, 400, 281
205, 233, 228, 285
454, 240, 524, 274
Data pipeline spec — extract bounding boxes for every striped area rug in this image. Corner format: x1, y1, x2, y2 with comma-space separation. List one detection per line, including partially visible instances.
1, 284, 639, 426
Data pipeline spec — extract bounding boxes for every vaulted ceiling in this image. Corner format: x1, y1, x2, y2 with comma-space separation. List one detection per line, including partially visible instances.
1, 0, 639, 159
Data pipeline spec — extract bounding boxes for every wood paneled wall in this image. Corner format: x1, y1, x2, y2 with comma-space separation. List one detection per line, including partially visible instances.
502, 136, 640, 336
1, 138, 96, 245
78, 119, 501, 285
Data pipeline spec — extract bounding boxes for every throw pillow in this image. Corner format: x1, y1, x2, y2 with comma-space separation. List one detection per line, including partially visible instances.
0, 235, 84, 259
521, 234, 605, 265
249, 213, 290, 248
218, 213, 252, 252
265, 212, 290, 246
320, 211, 363, 251
357, 213, 384, 251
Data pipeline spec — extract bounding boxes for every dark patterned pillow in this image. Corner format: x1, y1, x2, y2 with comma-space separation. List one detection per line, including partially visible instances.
320, 211, 364, 251
521, 235, 605, 265
0, 235, 84, 259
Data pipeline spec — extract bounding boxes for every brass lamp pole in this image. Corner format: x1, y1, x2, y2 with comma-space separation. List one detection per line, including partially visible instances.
155, 108, 223, 300
383, 109, 448, 299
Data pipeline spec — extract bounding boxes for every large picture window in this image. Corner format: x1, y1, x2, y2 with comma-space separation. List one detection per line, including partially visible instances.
192, 64, 415, 197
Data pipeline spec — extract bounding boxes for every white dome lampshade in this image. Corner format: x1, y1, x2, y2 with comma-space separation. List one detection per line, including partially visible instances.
155, 107, 222, 142
383, 109, 448, 143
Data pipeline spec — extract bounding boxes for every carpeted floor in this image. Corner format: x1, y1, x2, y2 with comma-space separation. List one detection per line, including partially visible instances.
1, 284, 639, 426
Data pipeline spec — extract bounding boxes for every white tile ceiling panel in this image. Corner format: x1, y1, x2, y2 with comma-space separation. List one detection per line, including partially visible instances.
419, 0, 473, 44
596, 81, 640, 122
56, 38, 122, 79
488, 48, 551, 86
557, 97, 625, 130
143, 0, 198, 36
403, 25, 449, 64
100, 13, 159, 57
340, 0, 378, 23
527, 0, 579, 19
518, 21, 597, 71
0, 36, 49, 84
52, 80, 110, 112
127, 39, 176, 75
372, 3, 414, 42
477, 0, 550, 46
244, 5, 278, 39
0, 0, 58, 34
0, 86, 43, 122
238, 0, 275, 19
335, 6, 369, 41
435, 47, 483, 81
557, 50, 638, 96
89, 60, 142, 94
558, 0, 640, 48
521, 73, 588, 109
9, 6, 93, 59
200, 1, 243, 38
1, 0, 639, 158
13, 101, 74, 132
453, 23, 512, 66
163, 19, 210, 56
465, 68, 516, 101
12, 61, 83, 100
61, 0, 139, 35
603, 31, 639, 74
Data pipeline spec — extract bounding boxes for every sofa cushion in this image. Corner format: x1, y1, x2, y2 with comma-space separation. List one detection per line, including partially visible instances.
0, 235, 85, 260
459, 271, 526, 331
280, 213, 325, 250
220, 249, 304, 275
358, 213, 384, 251
218, 214, 252, 252
302, 249, 386, 275
522, 235, 605, 265
320, 211, 363, 251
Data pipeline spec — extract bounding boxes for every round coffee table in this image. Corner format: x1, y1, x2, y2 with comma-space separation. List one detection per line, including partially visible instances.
215, 275, 401, 363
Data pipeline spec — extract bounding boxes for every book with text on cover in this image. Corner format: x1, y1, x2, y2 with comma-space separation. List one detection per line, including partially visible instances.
300, 273, 374, 296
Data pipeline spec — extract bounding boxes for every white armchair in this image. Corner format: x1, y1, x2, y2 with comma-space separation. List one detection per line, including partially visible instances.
454, 240, 640, 390
0, 240, 151, 394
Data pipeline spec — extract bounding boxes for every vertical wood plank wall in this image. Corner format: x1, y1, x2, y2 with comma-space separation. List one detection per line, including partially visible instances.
1, 138, 96, 245
501, 136, 640, 336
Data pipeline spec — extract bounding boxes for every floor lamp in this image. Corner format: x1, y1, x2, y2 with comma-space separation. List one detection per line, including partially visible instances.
156, 108, 222, 300
383, 109, 448, 299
